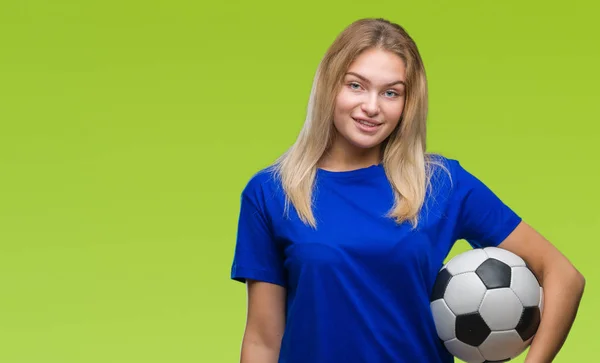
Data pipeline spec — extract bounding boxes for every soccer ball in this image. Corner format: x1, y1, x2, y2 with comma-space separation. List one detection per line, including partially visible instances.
430, 247, 543, 363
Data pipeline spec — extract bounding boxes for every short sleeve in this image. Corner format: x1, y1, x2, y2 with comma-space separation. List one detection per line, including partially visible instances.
450, 160, 522, 248
230, 180, 286, 287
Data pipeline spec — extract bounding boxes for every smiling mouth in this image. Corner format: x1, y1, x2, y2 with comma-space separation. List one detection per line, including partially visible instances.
353, 118, 382, 127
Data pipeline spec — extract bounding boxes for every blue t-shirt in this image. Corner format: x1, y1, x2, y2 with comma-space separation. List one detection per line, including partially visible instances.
230, 156, 522, 363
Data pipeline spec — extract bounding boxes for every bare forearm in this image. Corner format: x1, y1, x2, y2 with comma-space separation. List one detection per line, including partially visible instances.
525, 268, 585, 363
240, 338, 280, 363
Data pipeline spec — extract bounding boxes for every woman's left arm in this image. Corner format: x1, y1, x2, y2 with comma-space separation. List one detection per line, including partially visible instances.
498, 220, 586, 363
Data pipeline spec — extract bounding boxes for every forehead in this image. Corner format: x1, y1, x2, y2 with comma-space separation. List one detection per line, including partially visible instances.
346, 48, 406, 83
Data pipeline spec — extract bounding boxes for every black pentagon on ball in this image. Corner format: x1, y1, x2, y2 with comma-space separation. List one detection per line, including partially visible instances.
430, 267, 452, 302
475, 258, 512, 289
516, 306, 541, 341
455, 312, 491, 346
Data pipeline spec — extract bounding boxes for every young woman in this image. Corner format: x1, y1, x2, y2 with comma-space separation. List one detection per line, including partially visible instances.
230, 18, 585, 363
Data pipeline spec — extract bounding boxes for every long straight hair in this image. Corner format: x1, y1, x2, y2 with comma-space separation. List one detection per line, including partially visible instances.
271, 18, 448, 229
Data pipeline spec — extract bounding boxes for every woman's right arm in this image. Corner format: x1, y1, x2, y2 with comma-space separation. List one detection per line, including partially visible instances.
240, 279, 286, 363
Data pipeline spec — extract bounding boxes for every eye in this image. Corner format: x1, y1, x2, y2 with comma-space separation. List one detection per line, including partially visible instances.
348, 82, 362, 90
385, 90, 400, 97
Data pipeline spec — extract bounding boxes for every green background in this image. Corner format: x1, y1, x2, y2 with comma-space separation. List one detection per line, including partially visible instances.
0, 0, 597, 362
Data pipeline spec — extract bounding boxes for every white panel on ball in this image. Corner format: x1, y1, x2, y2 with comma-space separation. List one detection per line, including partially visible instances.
478, 330, 529, 361
444, 273, 487, 315
445, 248, 488, 275
511, 266, 542, 307
430, 299, 456, 341
478, 288, 523, 330
444, 339, 485, 363
483, 246, 526, 267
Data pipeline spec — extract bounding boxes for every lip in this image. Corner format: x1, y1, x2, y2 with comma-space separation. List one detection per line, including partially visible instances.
353, 117, 382, 133
353, 117, 382, 126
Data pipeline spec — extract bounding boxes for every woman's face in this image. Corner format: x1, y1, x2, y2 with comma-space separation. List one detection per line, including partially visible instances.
332, 48, 407, 153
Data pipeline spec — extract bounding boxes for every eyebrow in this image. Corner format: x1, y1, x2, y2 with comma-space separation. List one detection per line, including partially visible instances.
345, 72, 406, 87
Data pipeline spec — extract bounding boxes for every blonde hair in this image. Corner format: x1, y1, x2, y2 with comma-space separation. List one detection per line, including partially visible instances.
271, 18, 449, 229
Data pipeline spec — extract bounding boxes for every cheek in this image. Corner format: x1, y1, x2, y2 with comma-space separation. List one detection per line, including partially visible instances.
384, 102, 405, 123
334, 90, 356, 114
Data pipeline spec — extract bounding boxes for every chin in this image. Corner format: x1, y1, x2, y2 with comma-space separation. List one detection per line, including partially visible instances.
347, 136, 384, 150
332, 122, 390, 151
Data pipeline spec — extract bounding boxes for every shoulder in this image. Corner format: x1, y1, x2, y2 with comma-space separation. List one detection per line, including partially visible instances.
242, 165, 277, 193
426, 153, 457, 187
426, 153, 477, 187
425, 154, 488, 205
427, 154, 509, 212
240, 164, 284, 210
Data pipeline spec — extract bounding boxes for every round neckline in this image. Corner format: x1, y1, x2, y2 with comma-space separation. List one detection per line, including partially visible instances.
316, 163, 384, 179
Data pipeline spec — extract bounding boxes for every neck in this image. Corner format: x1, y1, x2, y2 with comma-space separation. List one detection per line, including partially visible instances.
318, 138, 383, 172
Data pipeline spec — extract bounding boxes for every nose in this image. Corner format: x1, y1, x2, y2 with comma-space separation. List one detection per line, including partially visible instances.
361, 94, 380, 116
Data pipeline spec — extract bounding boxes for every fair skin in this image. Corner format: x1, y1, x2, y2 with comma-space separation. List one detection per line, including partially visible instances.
499, 222, 585, 363
318, 47, 406, 171
240, 48, 585, 362
240, 280, 285, 363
